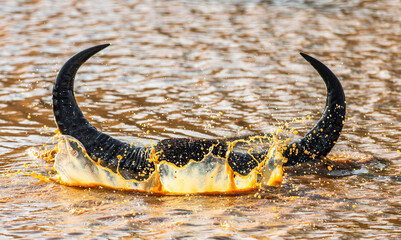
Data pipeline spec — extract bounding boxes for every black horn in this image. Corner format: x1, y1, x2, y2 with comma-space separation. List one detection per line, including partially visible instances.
282, 53, 346, 166
53, 45, 346, 181
53, 44, 155, 181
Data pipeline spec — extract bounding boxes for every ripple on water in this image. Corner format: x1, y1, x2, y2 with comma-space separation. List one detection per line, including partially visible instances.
0, 0, 400, 238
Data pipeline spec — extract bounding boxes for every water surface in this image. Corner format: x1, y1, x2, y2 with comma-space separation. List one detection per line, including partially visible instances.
0, 0, 400, 239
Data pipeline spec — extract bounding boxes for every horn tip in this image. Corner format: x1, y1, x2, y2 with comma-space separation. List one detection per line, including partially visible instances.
98, 43, 111, 50
299, 52, 314, 62
89, 43, 111, 53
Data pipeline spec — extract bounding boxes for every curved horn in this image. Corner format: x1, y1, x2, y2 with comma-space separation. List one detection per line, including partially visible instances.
53, 46, 346, 180
283, 53, 346, 166
53, 44, 154, 181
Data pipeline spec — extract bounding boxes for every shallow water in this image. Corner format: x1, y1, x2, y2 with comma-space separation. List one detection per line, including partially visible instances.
0, 0, 400, 239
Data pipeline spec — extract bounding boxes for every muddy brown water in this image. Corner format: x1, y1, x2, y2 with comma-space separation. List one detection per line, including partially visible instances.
0, 0, 400, 239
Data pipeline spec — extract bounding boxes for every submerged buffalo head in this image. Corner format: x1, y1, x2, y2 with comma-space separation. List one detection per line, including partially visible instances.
52, 44, 346, 182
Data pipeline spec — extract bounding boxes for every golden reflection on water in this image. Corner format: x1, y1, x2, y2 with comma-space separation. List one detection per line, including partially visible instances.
28, 133, 284, 194
0, 0, 400, 238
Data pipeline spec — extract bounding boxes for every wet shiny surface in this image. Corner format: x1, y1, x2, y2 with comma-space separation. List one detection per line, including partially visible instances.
0, 0, 400, 238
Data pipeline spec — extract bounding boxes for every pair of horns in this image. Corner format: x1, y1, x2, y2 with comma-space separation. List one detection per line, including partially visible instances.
53, 44, 345, 180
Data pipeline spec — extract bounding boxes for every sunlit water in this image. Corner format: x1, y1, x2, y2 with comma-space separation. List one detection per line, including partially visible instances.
49, 135, 284, 194
0, 0, 400, 239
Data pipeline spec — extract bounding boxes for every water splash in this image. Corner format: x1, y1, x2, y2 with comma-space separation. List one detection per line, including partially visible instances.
46, 133, 285, 194
23, 118, 376, 194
